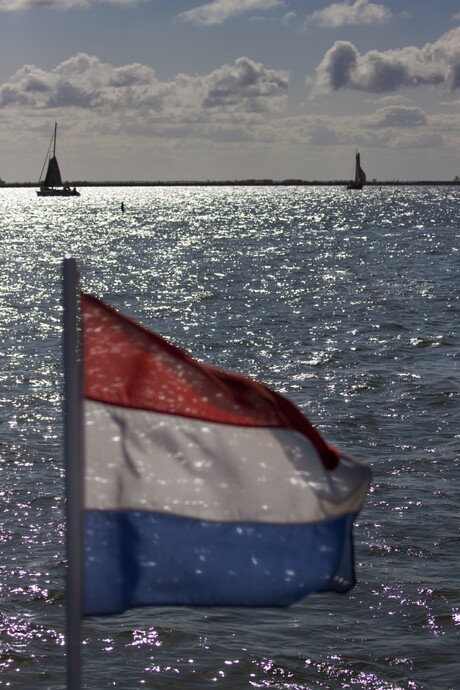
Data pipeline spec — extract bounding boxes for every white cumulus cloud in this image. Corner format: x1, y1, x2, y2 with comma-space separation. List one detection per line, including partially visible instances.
314, 27, 460, 93
178, 0, 284, 26
306, 0, 391, 28
365, 105, 429, 128
0, 53, 289, 117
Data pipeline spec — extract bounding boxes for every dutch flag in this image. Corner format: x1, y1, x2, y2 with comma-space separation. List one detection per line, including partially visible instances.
78, 292, 371, 616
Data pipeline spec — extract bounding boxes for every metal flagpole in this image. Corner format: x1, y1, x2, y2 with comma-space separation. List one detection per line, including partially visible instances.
63, 256, 83, 690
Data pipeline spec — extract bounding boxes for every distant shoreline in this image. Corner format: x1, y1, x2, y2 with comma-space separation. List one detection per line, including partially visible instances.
1, 179, 460, 188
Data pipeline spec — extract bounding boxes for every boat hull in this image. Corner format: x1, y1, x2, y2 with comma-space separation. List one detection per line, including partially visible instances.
37, 188, 80, 197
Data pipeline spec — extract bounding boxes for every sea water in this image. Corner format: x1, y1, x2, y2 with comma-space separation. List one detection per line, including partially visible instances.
0, 185, 458, 689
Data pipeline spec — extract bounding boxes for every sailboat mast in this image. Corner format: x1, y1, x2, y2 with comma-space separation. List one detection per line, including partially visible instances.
53, 123, 57, 158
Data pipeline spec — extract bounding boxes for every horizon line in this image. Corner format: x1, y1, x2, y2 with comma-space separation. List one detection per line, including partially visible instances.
2, 179, 460, 188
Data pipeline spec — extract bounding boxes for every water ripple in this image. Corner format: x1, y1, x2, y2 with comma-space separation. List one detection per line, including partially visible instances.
0, 186, 458, 688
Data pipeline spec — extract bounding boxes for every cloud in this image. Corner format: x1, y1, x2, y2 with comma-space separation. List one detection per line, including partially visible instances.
0, 0, 141, 11
178, 0, 284, 26
314, 27, 460, 93
308, 124, 340, 145
365, 105, 428, 128
386, 131, 444, 149
202, 57, 289, 110
368, 94, 412, 106
281, 11, 296, 27
306, 0, 391, 28
282, 108, 447, 155
0, 54, 158, 109
0, 53, 289, 118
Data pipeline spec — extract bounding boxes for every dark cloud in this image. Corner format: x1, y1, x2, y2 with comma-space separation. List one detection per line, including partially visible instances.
320, 42, 359, 91
47, 81, 94, 108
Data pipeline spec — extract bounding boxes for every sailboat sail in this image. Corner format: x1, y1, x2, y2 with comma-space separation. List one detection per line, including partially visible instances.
355, 153, 366, 186
347, 151, 366, 190
37, 123, 79, 197
43, 155, 62, 188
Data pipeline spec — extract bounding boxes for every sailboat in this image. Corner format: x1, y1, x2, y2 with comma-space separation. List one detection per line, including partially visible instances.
347, 150, 366, 190
37, 123, 80, 197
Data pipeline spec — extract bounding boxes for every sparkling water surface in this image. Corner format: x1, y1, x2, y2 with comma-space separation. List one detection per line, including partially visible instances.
0, 185, 458, 688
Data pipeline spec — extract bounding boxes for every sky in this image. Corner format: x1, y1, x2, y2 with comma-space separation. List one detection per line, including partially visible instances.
1, 0, 460, 183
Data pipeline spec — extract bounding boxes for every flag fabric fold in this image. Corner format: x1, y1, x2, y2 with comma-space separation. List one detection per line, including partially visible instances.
81, 293, 371, 616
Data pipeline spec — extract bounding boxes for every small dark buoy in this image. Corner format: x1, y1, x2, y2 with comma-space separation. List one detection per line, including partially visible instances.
121, 202, 125, 212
